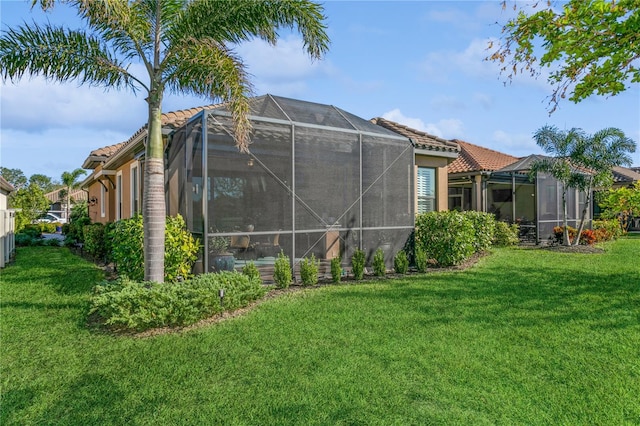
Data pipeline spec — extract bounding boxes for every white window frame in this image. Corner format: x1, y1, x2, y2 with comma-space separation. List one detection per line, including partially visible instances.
116, 171, 123, 221
100, 184, 106, 218
417, 167, 436, 214
130, 162, 140, 216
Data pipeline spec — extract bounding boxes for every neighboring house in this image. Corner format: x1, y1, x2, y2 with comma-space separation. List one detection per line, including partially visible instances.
446, 140, 593, 243
82, 95, 426, 274
611, 166, 640, 188
370, 118, 460, 214
44, 188, 88, 222
80, 107, 208, 225
0, 176, 16, 268
447, 140, 520, 213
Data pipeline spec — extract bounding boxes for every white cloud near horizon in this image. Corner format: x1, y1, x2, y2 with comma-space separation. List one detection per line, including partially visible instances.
491, 130, 542, 157
381, 109, 465, 139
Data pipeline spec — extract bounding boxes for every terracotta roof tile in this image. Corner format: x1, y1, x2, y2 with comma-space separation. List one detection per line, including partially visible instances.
83, 104, 221, 169
612, 166, 640, 184
370, 117, 460, 154
448, 140, 519, 174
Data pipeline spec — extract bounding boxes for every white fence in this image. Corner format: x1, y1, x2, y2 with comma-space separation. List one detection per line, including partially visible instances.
0, 210, 16, 268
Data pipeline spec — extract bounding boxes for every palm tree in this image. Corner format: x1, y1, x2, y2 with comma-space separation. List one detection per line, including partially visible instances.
569, 128, 635, 245
60, 168, 87, 222
1, 0, 329, 282
529, 125, 586, 246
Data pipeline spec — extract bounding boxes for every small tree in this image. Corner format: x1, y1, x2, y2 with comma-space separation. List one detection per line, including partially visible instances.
11, 182, 50, 232
597, 182, 640, 233
60, 168, 87, 222
529, 126, 586, 246
569, 128, 635, 245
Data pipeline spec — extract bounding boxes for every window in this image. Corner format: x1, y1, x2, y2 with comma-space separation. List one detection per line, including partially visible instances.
116, 171, 123, 220
100, 184, 106, 218
417, 167, 436, 214
130, 163, 139, 215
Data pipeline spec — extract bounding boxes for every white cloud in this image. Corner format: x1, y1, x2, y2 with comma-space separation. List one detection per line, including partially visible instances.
382, 109, 428, 132
420, 37, 553, 92
235, 35, 335, 96
491, 130, 542, 157
381, 109, 465, 139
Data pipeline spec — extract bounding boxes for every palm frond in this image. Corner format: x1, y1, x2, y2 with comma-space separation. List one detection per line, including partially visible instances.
164, 39, 253, 151
0, 23, 133, 89
173, 0, 329, 59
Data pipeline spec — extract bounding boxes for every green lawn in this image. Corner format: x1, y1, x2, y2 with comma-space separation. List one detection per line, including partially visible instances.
2, 239, 639, 425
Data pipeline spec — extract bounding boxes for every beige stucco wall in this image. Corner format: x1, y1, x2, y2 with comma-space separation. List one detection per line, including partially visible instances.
415, 155, 450, 212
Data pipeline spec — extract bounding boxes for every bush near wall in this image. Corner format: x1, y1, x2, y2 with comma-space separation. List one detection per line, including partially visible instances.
493, 221, 520, 246
110, 214, 199, 283
415, 211, 476, 267
89, 271, 266, 332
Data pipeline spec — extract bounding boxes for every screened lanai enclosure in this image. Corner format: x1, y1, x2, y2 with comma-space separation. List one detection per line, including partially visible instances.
495, 156, 591, 243
167, 95, 415, 277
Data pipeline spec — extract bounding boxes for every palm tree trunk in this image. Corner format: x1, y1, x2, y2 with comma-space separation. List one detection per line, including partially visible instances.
573, 177, 593, 246
562, 184, 570, 245
143, 93, 165, 283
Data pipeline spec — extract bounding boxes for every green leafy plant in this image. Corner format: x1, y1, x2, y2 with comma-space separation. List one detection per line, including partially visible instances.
242, 261, 261, 283
415, 211, 475, 267
273, 251, 292, 289
463, 211, 496, 252
209, 235, 230, 254
89, 271, 266, 332
593, 219, 622, 242
330, 257, 342, 283
493, 221, 520, 247
393, 251, 409, 274
110, 214, 199, 283
83, 223, 109, 262
299, 254, 319, 286
373, 248, 386, 277
414, 246, 428, 273
351, 248, 365, 280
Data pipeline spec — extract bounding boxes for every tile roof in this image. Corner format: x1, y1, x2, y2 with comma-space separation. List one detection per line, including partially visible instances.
0, 175, 15, 193
448, 140, 519, 174
612, 166, 640, 184
83, 104, 219, 169
370, 117, 460, 154
45, 188, 87, 203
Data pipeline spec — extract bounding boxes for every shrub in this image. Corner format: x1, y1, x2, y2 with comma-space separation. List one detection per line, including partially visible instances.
330, 257, 342, 283
414, 246, 427, 273
89, 272, 266, 332
110, 214, 199, 282
493, 221, 520, 246
164, 215, 200, 282
242, 261, 261, 283
463, 211, 496, 252
553, 226, 577, 244
415, 211, 475, 267
351, 248, 365, 280
373, 248, 386, 277
593, 219, 622, 241
63, 202, 91, 244
579, 229, 596, 246
299, 254, 319, 286
273, 251, 292, 288
83, 223, 109, 261
15, 232, 39, 246
393, 250, 409, 274
42, 237, 61, 247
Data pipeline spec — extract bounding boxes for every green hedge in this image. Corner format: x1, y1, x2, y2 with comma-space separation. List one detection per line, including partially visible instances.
415, 211, 475, 267
89, 271, 266, 332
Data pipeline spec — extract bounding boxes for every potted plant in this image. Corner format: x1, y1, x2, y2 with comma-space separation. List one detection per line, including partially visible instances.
209, 235, 235, 272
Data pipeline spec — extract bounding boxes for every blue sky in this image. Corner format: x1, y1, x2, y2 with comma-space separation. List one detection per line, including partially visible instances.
2, 0, 639, 181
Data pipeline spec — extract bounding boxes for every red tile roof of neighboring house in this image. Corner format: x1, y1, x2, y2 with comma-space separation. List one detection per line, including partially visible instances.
612, 166, 640, 184
45, 188, 87, 203
448, 140, 519, 174
83, 104, 219, 169
370, 117, 460, 154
